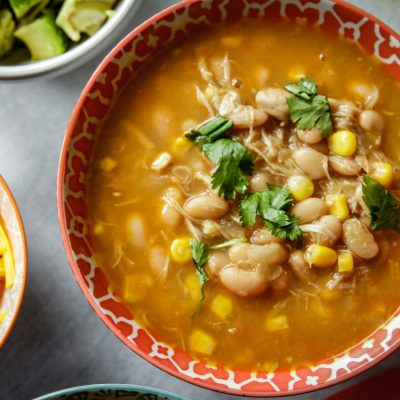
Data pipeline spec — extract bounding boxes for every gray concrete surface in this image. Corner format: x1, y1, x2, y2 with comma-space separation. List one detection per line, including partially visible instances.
0, 1, 399, 399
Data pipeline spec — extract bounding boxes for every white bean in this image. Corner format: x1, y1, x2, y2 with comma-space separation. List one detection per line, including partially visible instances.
297, 127, 323, 144
149, 246, 168, 280
219, 265, 269, 297
207, 251, 230, 277
247, 243, 288, 267
292, 198, 328, 224
315, 215, 342, 247
127, 214, 147, 248
183, 193, 228, 219
329, 155, 361, 176
293, 147, 328, 180
342, 218, 379, 259
289, 250, 316, 283
161, 204, 181, 228
359, 110, 385, 134
249, 172, 268, 192
255, 88, 290, 121
229, 243, 250, 264
250, 228, 284, 244
230, 106, 268, 129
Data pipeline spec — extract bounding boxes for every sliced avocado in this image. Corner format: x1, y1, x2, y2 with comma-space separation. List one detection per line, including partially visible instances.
20, 0, 50, 24
0, 9, 15, 58
56, 0, 116, 42
14, 11, 66, 60
8, 0, 46, 19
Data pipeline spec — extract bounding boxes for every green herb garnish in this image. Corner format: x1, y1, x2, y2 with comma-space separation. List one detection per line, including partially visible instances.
203, 138, 254, 200
239, 185, 303, 241
285, 77, 333, 137
185, 117, 233, 148
209, 237, 247, 250
362, 175, 400, 233
190, 239, 209, 317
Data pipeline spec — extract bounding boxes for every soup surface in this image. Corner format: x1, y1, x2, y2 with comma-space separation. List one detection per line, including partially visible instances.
87, 19, 400, 371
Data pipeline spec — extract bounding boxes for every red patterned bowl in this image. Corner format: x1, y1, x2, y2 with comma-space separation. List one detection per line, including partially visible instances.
0, 175, 27, 348
57, 0, 400, 396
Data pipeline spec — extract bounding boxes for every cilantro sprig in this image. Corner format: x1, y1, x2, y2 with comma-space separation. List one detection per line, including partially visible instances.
190, 237, 247, 317
362, 175, 400, 233
204, 138, 254, 199
239, 185, 303, 241
190, 239, 209, 317
184, 117, 254, 199
185, 117, 233, 149
285, 77, 333, 137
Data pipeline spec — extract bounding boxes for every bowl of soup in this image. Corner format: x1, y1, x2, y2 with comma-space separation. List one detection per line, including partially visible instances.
35, 383, 189, 400
0, 175, 27, 347
58, 0, 400, 396
34, 384, 189, 400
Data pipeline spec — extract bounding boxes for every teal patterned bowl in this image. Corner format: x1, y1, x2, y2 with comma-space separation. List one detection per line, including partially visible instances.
33, 384, 190, 400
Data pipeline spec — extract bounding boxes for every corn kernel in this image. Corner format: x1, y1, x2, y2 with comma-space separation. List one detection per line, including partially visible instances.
338, 252, 354, 273
328, 130, 357, 156
172, 137, 191, 154
3, 252, 14, 289
99, 157, 117, 172
93, 223, 104, 235
0, 225, 14, 289
0, 310, 7, 324
122, 273, 151, 303
170, 238, 192, 263
371, 162, 394, 187
210, 294, 233, 319
190, 329, 216, 355
325, 194, 349, 221
265, 315, 289, 332
185, 273, 201, 301
287, 175, 314, 201
304, 244, 337, 268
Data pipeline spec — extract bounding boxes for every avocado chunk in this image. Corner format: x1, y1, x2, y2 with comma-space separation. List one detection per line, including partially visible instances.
56, 0, 116, 42
14, 11, 66, 60
8, 0, 47, 19
0, 10, 15, 58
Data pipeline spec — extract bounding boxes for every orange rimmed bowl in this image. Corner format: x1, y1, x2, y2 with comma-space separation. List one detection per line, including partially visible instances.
57, 0, 400, 396
0, 175, 27, 348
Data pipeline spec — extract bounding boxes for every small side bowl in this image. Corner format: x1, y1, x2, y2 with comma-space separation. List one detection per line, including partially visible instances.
0, 0, 142, 80
33, 384, 190, 400
0, 175, 27, 348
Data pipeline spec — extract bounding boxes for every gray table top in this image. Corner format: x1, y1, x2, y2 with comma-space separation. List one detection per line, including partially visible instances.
1, 1, 400, 399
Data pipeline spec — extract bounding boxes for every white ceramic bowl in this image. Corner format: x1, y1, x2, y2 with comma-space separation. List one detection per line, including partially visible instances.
0, 0, 142, 80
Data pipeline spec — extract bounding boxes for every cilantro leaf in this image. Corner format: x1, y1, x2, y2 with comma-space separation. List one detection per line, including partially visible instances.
362, 175, 400, 233
287, 94, 333, 137
204, 138, 254, 199
285, 77, 333, 137
239, 193, 260, 226
285, 77, 317, 101
239, 185, 303, 241
185, 117, 233, 149
190, 240, 209, 317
